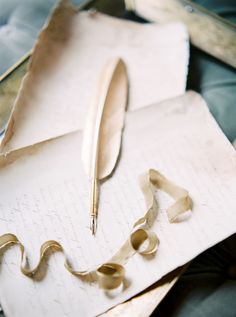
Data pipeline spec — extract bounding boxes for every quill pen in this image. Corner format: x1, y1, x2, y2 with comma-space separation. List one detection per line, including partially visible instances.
81, 58, 128, 235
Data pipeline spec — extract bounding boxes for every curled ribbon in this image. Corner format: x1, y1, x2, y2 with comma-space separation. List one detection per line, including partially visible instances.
0, 169, 192, 291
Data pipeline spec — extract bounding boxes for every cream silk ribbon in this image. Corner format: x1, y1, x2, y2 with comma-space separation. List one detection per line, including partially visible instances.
0, 169, 192, 291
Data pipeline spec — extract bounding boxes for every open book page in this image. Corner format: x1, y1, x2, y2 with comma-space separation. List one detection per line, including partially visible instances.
1, 0, 189, 152
0, 91, 235, 317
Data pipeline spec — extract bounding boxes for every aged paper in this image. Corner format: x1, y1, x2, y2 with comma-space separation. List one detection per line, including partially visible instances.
102, 267, 185, 317
1, 0, 189, 152
0, 91, 236, 317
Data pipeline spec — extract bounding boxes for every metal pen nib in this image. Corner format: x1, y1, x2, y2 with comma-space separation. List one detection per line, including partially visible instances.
90, 178, 99, 236
90, 215, 97, 235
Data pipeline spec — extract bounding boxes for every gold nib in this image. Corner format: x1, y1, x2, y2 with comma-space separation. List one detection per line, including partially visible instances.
90, 178, 98, 235
90, 215, 97, 235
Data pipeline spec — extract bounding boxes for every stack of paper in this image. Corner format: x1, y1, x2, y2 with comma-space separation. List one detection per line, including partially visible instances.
0, 1, 235, 317
1, 91, 236, 317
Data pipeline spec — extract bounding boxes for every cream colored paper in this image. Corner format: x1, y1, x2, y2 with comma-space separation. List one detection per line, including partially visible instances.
103, 267, 185, 317
1, 0, 189, 152
0, 91, 236, 317
0, 169, 189, 290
